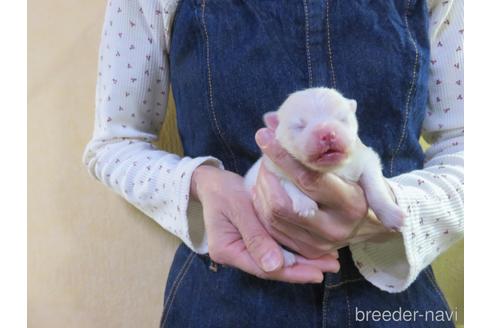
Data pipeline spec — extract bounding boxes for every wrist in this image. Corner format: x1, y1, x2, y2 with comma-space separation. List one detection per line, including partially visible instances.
190, 164, 222, 201
350, 211, 398, 244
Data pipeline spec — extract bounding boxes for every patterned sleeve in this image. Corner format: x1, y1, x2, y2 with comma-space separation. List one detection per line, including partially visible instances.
350, 0, 464, 292
82, 0, 222, 254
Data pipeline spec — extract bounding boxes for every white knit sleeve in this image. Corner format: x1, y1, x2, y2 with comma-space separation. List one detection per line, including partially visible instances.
350, 0, 464, 292
82, 0, 222, 254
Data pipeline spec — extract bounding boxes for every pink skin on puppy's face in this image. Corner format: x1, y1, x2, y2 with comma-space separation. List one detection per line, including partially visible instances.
264, 88, 358, 173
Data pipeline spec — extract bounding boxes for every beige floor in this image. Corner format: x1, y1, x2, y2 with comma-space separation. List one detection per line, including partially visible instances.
27, 1, 463, 327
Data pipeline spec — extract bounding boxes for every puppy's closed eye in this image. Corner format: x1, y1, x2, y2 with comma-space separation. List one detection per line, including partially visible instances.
290, 118, 307, 131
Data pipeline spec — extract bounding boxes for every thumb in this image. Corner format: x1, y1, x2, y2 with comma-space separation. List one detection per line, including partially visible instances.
256, 128, 313, 184
235, 205, 284, 272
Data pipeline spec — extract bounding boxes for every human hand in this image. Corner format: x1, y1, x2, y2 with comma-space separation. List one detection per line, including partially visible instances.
253, 128, 395, 258
190, 165, 340, 283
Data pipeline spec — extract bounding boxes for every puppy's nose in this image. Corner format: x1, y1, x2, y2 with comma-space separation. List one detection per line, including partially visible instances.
316, 129, 337, 145
320, 131, 336, 143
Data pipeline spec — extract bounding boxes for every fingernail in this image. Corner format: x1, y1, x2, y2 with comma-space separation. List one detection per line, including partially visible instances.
256, 129, 273, 148
261, 251, 281, 272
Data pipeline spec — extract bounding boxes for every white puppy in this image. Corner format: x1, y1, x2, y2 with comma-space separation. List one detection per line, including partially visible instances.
245, 87, 405, 267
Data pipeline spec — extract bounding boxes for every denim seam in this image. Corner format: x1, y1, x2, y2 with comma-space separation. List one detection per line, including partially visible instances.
200, 0, 239, 173
423, 268, 451, 312
325, 277, 364, 289
389, 0, 420, 176
346, 293, 352, 328
322, 278, 329, 328
161, 251, 196, 327
303, 0, 313, 87
322, 277, 364, 326
325, 0, 337, 88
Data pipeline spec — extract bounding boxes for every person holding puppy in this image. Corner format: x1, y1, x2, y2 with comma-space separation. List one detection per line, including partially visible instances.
84, 0, 463, 326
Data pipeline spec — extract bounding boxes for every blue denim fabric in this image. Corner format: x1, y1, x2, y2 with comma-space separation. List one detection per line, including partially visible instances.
161, 245, 454, 327
163, 0, 454, 327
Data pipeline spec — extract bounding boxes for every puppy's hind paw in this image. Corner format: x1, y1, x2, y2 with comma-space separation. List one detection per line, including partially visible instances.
282, 249, 297, 267
378, 205, 407, 231
299, 208, 317, 218
292, 197, 318, 219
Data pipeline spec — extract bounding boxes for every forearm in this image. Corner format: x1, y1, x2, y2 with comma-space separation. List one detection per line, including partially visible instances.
349, 0, 464, 292
83, 0, 223, 253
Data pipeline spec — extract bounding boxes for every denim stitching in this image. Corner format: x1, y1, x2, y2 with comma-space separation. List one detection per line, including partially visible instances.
325, 278, 364, 289
303, 0, 313, 87
424, 268, 451, 311
200, 0, 239, 172
323, 276, 364, 328
161, 252, 196, 327
346, 294, 352, 328
389, 0, 420, 176
322, 277, 329, 328
325, 0, 337, 88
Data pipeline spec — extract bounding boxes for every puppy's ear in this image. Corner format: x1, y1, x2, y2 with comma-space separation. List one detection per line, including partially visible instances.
349, 99, 357, 112
263, 112, 279, 130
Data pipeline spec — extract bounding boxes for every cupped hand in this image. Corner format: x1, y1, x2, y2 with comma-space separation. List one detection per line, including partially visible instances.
190, 164, 340, 283
253, 128, 394, 258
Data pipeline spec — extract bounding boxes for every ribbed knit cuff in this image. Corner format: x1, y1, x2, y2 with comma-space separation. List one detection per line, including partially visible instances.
174, 156, 224, 254
350, 180, 435, 293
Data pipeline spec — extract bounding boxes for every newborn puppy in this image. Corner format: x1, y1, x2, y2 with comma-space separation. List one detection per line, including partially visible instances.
245, 87, 405, 266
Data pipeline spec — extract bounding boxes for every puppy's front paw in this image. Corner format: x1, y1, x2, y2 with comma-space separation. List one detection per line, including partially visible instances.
292, 195, 318, 218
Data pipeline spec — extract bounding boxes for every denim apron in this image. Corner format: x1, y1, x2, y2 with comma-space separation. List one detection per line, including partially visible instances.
161, 0, 454, 327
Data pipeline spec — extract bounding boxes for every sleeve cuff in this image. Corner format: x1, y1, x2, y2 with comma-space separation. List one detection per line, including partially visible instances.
174, 156, 224, 254
350, 180, 431, 293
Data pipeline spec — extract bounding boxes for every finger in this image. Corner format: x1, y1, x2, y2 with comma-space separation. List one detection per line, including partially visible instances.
270, 223, 341, 258
256, 163, 298, 220
252, 188, 306, 258
254, 182, 349, 252
256, 129, 322, 202
313, 174, 366, 210
231, 202, 285, 273
313, 208, 366, 244
280, 207, 360, 244
252, 193, 338, 261
253, 166, 298, 235
257, 163, 293, 213
225, 239, 325, 283
251, 201, 341, 273
268, 263, 325, 283
252, 185, 276, 235
252, 177, 282, 233
270, 216, 338, 253
254, 168, 350, 251
253, 179, 320, 257
295, 253, 340, 273
255, 128, 306, 175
